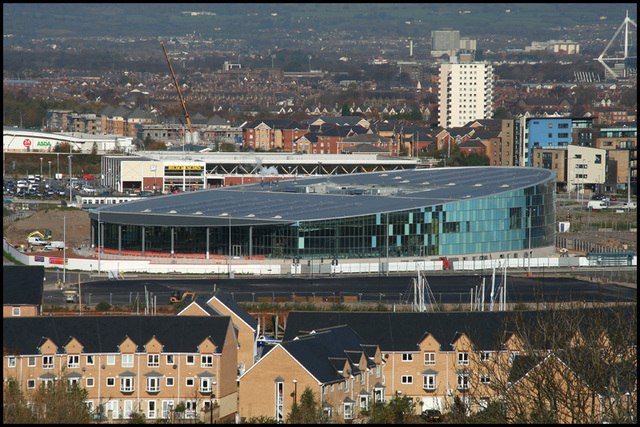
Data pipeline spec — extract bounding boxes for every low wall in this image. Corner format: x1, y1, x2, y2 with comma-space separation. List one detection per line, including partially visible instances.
4, 239, 635, 275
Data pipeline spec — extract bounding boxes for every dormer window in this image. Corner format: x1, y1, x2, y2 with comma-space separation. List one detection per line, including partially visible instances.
147, 354, 159, 367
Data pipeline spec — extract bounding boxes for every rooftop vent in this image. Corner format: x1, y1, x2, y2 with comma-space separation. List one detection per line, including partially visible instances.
141, 209, 151, 212
168, 210, 177, 214
194, 211, 203, 215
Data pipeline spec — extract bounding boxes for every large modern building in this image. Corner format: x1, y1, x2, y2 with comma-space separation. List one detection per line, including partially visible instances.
438, 61, 494, 129
89, 167, 557, 262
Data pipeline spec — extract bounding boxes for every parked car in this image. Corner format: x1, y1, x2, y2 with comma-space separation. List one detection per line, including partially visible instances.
421, 409, 442, 422
622, 202, 637, 210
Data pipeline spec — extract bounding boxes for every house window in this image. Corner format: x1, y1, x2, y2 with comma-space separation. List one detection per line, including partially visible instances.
166, 377, 174, 387
345, 378, 349, 393
186, 355, 195, 365
107, 354, 116, 365
595, 154, 602, 164
106, 377, 115, 387
323, 385, 328, 395
424, 352, 436, 365
479, 352, 491, 362
480, 374, 491, 384
68, 377, 80, 387
401, 375, 413, 384
68, 355, 80, 368
458, 352, 469, 365
344, 401, 355, 420
166, 355, 174, 365
200, 377, 212, 393
86, 377, 95, 387
374, 387, 385, 403
8, 356, 16, 368
121, 376, 135, 392
457, 373, 469, 390
376, 365, 381, 378
122, 354, 134, 368
402, 353, 413, 362
185, 377, 194, 387
148, 400, 157, 419
148, 354, 159, 367
86, 355, 94, 365
147, 377, 161, 393
276, 381, 284, 423
43, 355, 54, 369
12, 307, 20, 316
28, 356, 36, 367
424, 374, 437, 390
184, 400, 197, 419
201, 355, 213, 367
509, 351, 520, 364
360, 395, 370, 411
27, 379, 36, 389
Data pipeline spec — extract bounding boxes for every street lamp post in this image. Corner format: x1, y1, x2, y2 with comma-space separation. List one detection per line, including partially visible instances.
68, 154, 73, 204
48, 161, 52, 181
292, 379, 298, 405
40, 157, 43, 194
56, 216, 66, 283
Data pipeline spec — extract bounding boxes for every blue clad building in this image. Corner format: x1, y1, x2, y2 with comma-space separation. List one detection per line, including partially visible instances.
89, 167, 557, 261
525, 116, 594, 166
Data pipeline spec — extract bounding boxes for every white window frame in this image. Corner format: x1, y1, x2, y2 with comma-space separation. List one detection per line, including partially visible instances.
374, 387, 385, 403
43, 355, 54, 369
122, 354, 134, 368
147, 376, 161, 393
106, 377, 116, 387
86, 355, 94, 365
359, 394, 370, 411
86, 377, 95, 387
147, 354, 159, 367
509, 351, 520, 364
68, 377, 80, 387
201, 355, 213, 367
67, 354, 80, 368
457, 374, 469, 390
200, 377, 212, 393
27, 379, 36, 389
185, 377, 194, 387
458, 351, 469, 366
424, 352, 436, 365
402, 353, 413, 362
344, 401, 355, 420
12, 307, 20, 316
480, 374, 491, 384
276, 381, 284, 423
424, 374, 437, 390
166, 355, 174, 365
345, 378, 349, 393
120, 376, 135, 393
8, 356, 16, 368
166, 377, 174, 387
186, 355, 195, 365
28, 356, 36, 367
480, 352, 491, 362
106, 354, 116, 365
401, 375, 413, 384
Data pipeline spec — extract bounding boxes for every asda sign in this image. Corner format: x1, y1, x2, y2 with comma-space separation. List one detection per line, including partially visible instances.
36, 141, 52, 146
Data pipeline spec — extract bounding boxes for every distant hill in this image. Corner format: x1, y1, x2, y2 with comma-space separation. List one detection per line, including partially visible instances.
3, 3, 637, 42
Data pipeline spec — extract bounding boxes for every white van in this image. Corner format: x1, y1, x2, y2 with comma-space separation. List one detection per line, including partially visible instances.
587, 200, 607, 210
622, 202, 636, 210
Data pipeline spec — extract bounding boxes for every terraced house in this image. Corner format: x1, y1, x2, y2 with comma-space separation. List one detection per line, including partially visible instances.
3, 316, 239, 422
238, 325, 384, 423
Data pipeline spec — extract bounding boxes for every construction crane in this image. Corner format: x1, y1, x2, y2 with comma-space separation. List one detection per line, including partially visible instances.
160, 42, 193, 134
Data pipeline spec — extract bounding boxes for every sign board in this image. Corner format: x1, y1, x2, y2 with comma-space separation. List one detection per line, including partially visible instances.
23, 139, 32, 147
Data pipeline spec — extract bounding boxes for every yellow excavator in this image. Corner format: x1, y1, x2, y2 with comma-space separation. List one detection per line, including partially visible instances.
170, 291, 196, 304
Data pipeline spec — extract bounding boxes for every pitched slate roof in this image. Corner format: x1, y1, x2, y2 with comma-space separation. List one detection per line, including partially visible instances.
3, 266, 44, 306
207, 115, 230, 126
3, 316, 233, 355
283, 307, 636, 354
459, 138, 486, 149
211, 289, 258, 330
277, 325, 375, 384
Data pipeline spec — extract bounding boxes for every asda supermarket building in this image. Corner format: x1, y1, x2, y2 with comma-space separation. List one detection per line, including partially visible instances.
88, 167, 557, 261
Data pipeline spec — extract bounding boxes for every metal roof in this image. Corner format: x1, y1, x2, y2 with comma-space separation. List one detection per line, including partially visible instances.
89, 167, 555, 227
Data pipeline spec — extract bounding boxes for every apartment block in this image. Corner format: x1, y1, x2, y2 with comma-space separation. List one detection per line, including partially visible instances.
238, 325, 384, 423
3, 266, 44, 318
438, 61, 494, 129
3, 316, 239, 422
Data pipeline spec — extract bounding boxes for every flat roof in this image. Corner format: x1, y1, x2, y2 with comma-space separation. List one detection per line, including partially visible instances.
89, 167, 555, 227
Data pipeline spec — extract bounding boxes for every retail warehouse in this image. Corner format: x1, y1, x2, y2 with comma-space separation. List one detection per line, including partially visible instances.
89, 167, 557, 261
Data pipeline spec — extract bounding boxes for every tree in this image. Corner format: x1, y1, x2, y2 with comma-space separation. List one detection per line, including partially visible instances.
363, 395, 418, 424
285, 387, 329, 424
466, 303, 637, 424
3, 378, 92, 423
341, 103, 351, 117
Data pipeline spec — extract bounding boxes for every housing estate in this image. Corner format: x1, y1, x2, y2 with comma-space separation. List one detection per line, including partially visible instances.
3, 265, 44, 318
3, 316, 239, 422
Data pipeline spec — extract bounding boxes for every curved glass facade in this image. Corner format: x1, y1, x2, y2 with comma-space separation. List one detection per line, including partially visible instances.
94, 180, 556, 260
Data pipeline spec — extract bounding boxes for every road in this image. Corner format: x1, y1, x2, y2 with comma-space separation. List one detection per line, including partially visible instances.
43, 271, 636, 307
